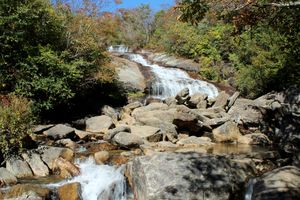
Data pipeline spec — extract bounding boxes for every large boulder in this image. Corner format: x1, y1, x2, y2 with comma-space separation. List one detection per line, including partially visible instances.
85, 115, 114, 133
0, 168, 17, 187
213, 91, 230, 108
6, 159, 33, 178
252, 166, 300, 200
43, 124, 75, 140
187, 93, 208, 108
128, 152, 255, 200
177, 136, 212, 147
112, 132, 144, 148
22, 153, 49, 177
94, 151, 110, 164
212, 121, 241, 143
103, 126, 131, 142
53, 157, 80, 178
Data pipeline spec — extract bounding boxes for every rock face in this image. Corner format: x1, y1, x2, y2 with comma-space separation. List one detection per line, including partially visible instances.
58, 182, 83, 200
40, 146, 74, 170
128, 152, 255, 200
6, 159, 33, 178
252, 166, 300, 200
213, 91, 230, 108
85, 115, 114, 133
43, 124, 75, 140
22, 153, 49, 177
112, 56, 146, 92
0, 168, 17, 186
130, 125, 162, 142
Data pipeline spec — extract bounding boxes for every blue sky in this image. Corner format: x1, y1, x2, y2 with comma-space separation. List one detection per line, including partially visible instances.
107, 0, 175, 12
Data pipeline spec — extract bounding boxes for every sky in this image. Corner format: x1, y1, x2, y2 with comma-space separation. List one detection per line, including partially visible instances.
106, 0, 175, 12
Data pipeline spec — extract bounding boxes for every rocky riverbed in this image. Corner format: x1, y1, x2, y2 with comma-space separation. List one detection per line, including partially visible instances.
0, 85, 299, 199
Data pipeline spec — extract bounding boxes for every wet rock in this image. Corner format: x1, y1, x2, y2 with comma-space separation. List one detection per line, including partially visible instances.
75, 129, 96, 141
94, 151, 110, 164
212, 121, 241, 143
110, 155, 129, 166
40, 146, 74, 170
252, 166, 300, 200
53, 157, 80, 178
238, 133, 271, 145
86, 141, 118, 152
130, 125, 162, 142
33, 124, 54, 134
6, 159, 33, 178
103, 126, 130, 142
22, 153, 49, 177
85, 115, 114, 133
213, 91, 230, 108
112, 132, 144, 148
43, 124, 75, 140
0, 168, 17, 187
177, 136, 212, 147
129, 152, 255, 200
58, 182, 82, 200
3, 184, 51, 200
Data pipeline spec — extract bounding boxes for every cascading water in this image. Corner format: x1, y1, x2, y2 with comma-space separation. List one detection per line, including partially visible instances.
128, 54, 219, 99
47, 157, 127, 200
108, 45, 131, 53
108, 45, 219, 99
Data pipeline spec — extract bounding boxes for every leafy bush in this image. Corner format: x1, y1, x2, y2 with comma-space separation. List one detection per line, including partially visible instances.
0, 95, 34, 159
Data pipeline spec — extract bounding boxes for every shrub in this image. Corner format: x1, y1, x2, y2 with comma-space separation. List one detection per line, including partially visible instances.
0, 95, 34, 159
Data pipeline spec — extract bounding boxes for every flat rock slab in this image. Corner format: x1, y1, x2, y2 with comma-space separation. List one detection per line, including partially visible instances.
6, 159, 33, 178
0, 168, 17, 186
33, 125, 54, 134
43, 124, 75, 140
128, 152, 254, 200
40, 146, 74, 170
130, 125, 162, 142
85, 115, 114, 133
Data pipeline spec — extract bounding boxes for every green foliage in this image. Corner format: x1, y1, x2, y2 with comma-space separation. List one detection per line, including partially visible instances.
0, 0, 115, 113
0, 95, 34, 159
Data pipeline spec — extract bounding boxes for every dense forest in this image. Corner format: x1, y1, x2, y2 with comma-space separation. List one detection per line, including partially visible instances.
0, 0, 299, 157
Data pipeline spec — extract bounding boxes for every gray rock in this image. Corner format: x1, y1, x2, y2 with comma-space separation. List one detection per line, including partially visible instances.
85, 115, 114, 133
164, 97, 177, 106
22, 153, 49, 177
3, 184, 51, 200
175, 88, 190, 104
173, 112, 202, 134
6, 159, 33, 178
213, 91, 230, 108
238, 132, 271, 145
102, 105, 119, 123
187, 93, 208, 108
252, 166, 300, 200
43, 124, 75, 140
130, 125, 162, 142
0, 168, 17, 186
103, 126, 131, 141
128, 152, 255, 200
112, 132, 144, 148
203, 117, 230, 127
55, 139, 76, 149
40, 146, 74, 170
74, 129, 95, 141
33, 125, 54, 134
196, 100, 207, 109
227, 91, 240, 110
228, 99, 263, 127
212, 121, 241, 143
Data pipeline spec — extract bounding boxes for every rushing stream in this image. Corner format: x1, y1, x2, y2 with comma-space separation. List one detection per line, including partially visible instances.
47, 158, 127, 200
109, 45, 219, 99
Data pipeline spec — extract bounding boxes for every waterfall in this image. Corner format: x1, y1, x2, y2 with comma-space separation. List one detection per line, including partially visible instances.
244, 178, 255, 200
108, 45, 130, 53
46, 157, 127, 200
128, 54, 219, 99
108, 45, 219, 99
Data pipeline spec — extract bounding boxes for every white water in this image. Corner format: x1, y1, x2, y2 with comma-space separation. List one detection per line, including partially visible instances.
244, 178, 256, 200
128, 54, 219, 99
47, 157, 127, 200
